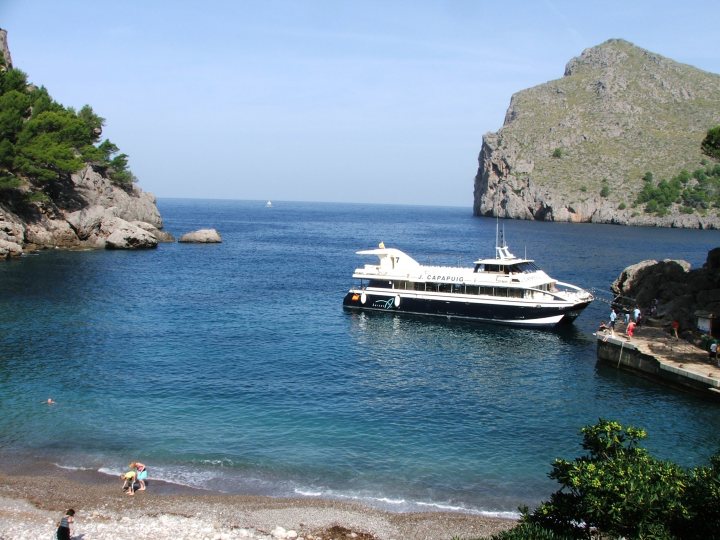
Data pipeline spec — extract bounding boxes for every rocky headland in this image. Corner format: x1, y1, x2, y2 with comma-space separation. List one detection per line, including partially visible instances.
610, 247, 720, 337
0, 28, 173, 259
474, 39, 720, 228
0, 164, 173, 258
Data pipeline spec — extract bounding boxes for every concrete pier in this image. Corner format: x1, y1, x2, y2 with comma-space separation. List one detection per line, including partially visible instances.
596, 325, 720, 399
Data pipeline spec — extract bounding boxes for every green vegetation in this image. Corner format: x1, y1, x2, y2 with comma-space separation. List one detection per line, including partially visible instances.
702, 125, 720, 160
0, 64, 134, 204
482, 419, 720, 540
634, 164, 720, 216
552, 148, 563, 159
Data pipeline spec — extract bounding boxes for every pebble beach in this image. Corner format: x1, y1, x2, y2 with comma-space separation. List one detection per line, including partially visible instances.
0, 462, 516, 540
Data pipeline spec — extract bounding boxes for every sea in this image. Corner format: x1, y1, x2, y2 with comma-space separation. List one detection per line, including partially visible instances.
1, 199, 720, 518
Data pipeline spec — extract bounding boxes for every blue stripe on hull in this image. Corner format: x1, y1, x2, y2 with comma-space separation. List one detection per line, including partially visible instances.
342, 292, 590, 327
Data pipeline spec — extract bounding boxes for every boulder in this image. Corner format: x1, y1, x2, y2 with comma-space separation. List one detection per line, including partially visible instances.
610, 250, 720, 331
179, 229, 222, 243
66, 205, 117, 240
102, 217, 158, 250
132, 221, 175, 243
0, 238, 22, 259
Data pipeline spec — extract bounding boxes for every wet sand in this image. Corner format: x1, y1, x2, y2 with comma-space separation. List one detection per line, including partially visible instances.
0, 459, 516, 539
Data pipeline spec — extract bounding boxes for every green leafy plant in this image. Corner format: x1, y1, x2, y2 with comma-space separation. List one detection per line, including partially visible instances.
552, 147, 563, 159
491, 419, 720, 540
702, 125, 720, 160
0, 64, 136, 204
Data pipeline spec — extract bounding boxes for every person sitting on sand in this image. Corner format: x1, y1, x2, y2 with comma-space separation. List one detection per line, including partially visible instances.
130, 461, 148, 491
121, 469, 137, 495
56, 508, 74, 540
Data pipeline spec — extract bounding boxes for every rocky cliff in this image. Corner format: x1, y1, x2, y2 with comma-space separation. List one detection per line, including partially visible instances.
0, 164, 173, 258
0, 28, 172, 259
474, 39, 720, 228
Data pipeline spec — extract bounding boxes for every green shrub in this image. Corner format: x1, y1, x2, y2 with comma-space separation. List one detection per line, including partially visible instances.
618, 202, 626, 210
600, 185, 610, 197
0, 64, 136, 195
488, 522, 573, 540
508, 419, 720, 540
702, 125, 720, 160
552, 148, 563, 158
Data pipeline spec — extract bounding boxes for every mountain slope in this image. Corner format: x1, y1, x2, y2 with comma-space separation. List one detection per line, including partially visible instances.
473, 39, 720, 228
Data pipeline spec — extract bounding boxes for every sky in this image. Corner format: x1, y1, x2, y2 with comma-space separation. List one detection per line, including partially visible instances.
2, 1, 720, 207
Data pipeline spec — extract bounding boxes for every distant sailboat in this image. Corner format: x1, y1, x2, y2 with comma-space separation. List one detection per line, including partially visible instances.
266, 201, 272, 208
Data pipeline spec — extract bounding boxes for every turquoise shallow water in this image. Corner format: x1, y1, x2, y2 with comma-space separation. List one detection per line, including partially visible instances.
1, 199, 719, 516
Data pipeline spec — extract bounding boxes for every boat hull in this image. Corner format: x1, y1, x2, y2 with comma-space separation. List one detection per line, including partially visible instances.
342, 290, 591, 327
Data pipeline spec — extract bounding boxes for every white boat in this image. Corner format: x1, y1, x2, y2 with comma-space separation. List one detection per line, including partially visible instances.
266, 201, 272, 208
343, 236, 593, 327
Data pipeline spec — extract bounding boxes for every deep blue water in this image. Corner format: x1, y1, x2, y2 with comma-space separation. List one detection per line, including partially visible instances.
1, 199, 720, 516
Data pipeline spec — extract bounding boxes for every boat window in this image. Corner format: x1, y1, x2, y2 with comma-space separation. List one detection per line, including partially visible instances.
413, 282, 425, 292
465, 285, 479, 295
484, 264, 510, 274
479, 286, 493, 296
425, 283, 438, 292
438, 283, 452, 293
369, 279, 392, 289
474, 264, 484, 273
514, 262, 540, 273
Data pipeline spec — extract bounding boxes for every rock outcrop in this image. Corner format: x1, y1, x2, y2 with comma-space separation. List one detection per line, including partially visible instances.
611, 248, 720, 331
179, 229, 222, 243
0, 28, 12, 69
0, 165, 174, 258
474, 39, 720, 228
0, 29, 173, 259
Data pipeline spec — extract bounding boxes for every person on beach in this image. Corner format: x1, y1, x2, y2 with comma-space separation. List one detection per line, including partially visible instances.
710, 341, 717, 363
672, 320, 680, 339
121, 469, 137, 495
633, 306, 641, 323
56, 508, 74, 540
130, 461, 148, 491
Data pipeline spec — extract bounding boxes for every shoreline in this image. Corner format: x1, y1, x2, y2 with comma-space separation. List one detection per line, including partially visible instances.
0, 458, 516, 540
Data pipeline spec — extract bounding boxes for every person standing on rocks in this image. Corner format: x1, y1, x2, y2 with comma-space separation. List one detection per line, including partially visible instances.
609, 308, 618, 335
55, 508, 74, 540
672, 320, 680, 340
626, 321, 637, 338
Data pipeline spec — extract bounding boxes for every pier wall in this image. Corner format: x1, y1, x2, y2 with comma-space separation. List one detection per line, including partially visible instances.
596, 335, 720, 399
